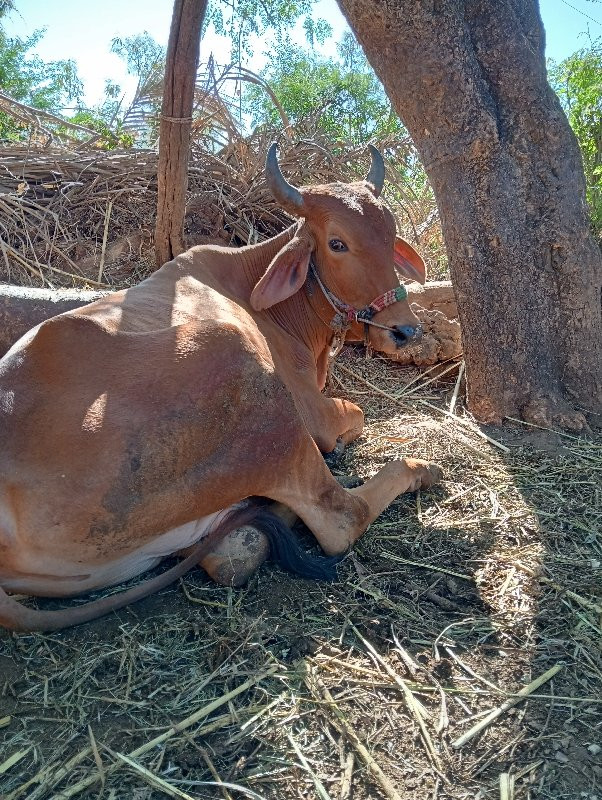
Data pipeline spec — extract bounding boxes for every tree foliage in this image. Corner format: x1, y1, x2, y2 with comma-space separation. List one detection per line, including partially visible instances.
207, 0, 315, 62
245, 31, 402, 144
77, 32, 166, 147
0, 27, 82, 139
549, 39, 602, 234
0, 2, 164, 149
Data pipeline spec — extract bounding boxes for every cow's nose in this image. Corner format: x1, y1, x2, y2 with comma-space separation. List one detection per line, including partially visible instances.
391, 324, 422, 347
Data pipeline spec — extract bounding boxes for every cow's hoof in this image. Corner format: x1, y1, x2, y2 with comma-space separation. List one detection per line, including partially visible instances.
201, 525, 269, 587
403, 458, 444, 490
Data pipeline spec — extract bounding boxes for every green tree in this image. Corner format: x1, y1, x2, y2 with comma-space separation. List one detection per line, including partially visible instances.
108, 32, 165, 135
245, 33, 402, 144
207, 0, 316, 62
549, 39, 602, 234
0, 27, 82, 139
66, 108, 136, 149
1, 1, 163, 148
71, 33, 165, 147
68, 32, 166, 149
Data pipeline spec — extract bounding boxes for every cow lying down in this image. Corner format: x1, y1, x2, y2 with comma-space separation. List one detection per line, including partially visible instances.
0, 144, 442, 632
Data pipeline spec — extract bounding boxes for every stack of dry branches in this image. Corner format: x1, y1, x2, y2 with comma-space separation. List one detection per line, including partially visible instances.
0, 80, 444, 290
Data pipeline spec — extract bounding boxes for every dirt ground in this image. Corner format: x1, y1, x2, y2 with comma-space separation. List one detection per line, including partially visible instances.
0, 347, 601, 800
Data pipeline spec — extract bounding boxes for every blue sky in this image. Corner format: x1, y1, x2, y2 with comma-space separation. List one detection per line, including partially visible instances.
4, 0, 601, 107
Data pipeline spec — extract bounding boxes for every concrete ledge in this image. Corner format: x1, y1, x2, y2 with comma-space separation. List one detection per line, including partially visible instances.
0, 285, 107, 358
407, 280, 457, 319
0, 281, 457, 359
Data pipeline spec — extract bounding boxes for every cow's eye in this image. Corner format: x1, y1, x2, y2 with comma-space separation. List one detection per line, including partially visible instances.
329, 238, 348, 252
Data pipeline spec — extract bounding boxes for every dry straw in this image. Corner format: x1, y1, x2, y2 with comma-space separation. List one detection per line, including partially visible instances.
0, 347, 600, 799
0, 78, 442, 291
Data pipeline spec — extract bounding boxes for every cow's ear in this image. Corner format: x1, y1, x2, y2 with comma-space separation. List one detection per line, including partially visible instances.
250, 228, 313, 311
394, 236, 426, 285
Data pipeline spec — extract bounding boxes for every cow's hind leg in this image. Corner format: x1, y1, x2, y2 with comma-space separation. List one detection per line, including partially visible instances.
271, 440, 443, 557
198, 475, 361, 587
200, 453, 441, 585
199, 524, 270, 587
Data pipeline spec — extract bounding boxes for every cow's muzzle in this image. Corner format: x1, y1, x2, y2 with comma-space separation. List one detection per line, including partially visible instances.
390, 324, 422, 348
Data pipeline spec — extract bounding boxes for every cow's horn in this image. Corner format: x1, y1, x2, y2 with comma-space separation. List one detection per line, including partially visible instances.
365, 144, 385, 197
266, 143, 305, 215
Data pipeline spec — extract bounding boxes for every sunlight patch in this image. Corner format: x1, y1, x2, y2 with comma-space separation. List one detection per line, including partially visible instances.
82, 392, 108, 432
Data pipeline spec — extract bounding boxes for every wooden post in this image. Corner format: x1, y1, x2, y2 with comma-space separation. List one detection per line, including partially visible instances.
154, 0, 208, 268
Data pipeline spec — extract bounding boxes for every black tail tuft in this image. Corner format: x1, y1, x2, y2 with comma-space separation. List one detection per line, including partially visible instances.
251, 509, 343, 582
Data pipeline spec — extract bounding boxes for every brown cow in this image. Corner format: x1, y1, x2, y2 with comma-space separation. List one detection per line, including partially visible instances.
0, 144, 442, 632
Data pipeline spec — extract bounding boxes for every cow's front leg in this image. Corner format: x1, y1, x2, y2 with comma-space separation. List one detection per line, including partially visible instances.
272, 442, 443, 558
195, 456, 441, 586
321, 458, 442, 554
309, 396, 364, 454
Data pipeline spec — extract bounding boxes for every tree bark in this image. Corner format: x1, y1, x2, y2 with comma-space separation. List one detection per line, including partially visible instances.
337, 0, 602, 429
154, 0, 208, 268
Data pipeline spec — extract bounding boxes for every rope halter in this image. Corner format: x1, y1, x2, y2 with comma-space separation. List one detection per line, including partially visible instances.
308, 262, 416, 355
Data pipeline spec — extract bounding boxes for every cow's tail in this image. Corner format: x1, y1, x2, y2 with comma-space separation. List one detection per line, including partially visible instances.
250, 509, 343, 581
0, 506, 342, 633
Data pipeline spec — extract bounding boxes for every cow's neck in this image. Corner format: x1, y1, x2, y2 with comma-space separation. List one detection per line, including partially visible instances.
238, 228, 341, 370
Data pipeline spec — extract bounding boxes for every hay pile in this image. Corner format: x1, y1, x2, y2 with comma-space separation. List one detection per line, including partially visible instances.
0, 127, 444, 291
0, 348, 600, 800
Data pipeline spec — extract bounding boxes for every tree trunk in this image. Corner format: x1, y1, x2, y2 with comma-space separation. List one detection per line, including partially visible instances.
337, 0, 602, 429
155, 0, 207, 268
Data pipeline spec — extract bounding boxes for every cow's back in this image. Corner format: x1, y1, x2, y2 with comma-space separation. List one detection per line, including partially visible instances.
0, 301, 300, 568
